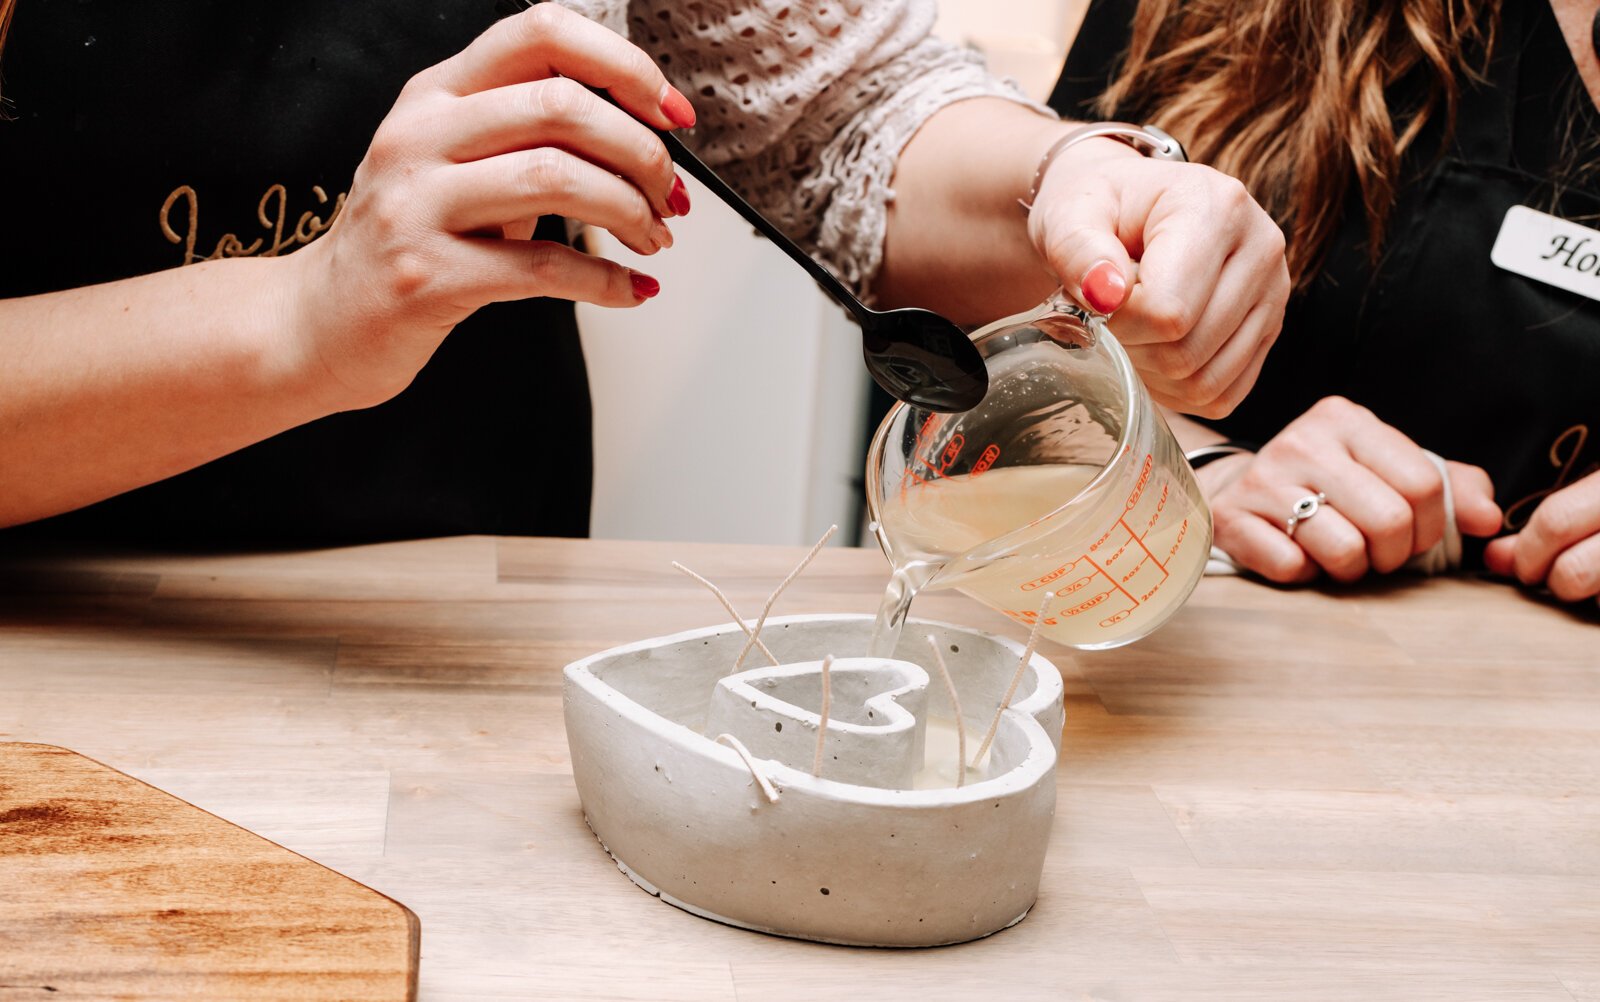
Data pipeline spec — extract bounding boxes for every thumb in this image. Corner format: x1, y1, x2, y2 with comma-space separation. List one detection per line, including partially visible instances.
1445, 461, 1503, 537
1032, 178, 1138, 315
1483, 534, 1518, 577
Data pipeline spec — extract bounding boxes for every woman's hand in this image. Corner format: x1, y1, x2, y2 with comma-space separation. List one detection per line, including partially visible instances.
285, 3, 695, 410
1201, 397, 1502, 583
1484, 471, 1600, 603
1028, 137, 1291, 418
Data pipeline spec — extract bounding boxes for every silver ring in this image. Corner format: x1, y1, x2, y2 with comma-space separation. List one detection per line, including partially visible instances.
1285, 492, 1328, 539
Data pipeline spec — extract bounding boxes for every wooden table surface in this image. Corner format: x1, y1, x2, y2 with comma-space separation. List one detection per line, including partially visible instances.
1, 535, 1597, 1001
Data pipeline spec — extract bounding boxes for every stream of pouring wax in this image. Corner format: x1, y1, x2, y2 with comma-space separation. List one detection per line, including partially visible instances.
867, 462, 1103, 659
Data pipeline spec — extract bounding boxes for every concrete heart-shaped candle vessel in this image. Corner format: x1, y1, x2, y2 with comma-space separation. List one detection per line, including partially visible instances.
704, 658, 930, 788
563, 614, 1065, 947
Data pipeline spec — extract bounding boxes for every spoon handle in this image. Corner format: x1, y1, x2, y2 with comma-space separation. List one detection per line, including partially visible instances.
575, 78, 874, 326
654, 131, 871, 324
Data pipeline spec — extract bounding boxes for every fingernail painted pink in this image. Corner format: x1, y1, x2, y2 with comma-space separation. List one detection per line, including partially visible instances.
667, 176, 691, 216
1082, 260, 1127, 314
631, 272, 661, 300
660, 86, 697, 129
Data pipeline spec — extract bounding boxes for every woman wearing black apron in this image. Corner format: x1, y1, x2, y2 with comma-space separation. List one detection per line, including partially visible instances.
1052, 0, 1600, 606
0, 0, 1289, 548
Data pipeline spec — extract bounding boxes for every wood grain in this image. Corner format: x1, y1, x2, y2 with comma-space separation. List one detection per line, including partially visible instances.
0, 535, 1596, 1000
0, 743, 417, 1000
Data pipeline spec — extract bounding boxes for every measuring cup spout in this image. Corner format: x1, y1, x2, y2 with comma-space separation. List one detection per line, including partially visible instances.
865, 294, 1213, 652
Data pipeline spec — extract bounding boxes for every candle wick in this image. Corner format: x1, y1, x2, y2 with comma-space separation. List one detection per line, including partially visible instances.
926, 634, 967, 789
811, 654, 834, 778
971, 590, 1054, 767
714, 733, 781, 803
730, 524, 839, 675
671, 561, 780, 667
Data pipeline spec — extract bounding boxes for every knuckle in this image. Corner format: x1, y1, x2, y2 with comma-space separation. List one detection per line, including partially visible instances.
1395, 460, 1445, 506
1549, 549, 1600, 602
1322, 546, 1367, 583
1260, 553, 1309, 585
1187, 363, 1233, 411
1214, 174, 1252, 211
386, 249, 433, 303
1529, 496, 1577, 544
624, 194, 655, 237
364, 129, 403, 172
1212, 504, 1250, 538
533, 76, 588, 125
1261, 218, 1287, 255
398, 67, 434, 101
1309, 395, 1364, 422
1270, 428, 1319, 465
518, 2, 568, 42
641, 138, 672, 181
607, 263, 635, 303
365, 190, 409, 241
1367, 498, 1413, 542
1149, 340, 1201, 381
525, 241, 567, 281
523, 148, 576, 200
1460, 463, 1493, 492
1137, 289, 1197, 344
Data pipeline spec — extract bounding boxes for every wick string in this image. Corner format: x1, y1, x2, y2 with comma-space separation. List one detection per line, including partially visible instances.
926, 635, 967, 789
811, 654, 833, 778
670, 561, 779, 667
713, 733, 781, 803
731, 524, 838, 674
972, 590, 1054, 766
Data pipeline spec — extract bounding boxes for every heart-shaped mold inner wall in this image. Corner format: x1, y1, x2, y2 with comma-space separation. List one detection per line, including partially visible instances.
705, 658, 930, 788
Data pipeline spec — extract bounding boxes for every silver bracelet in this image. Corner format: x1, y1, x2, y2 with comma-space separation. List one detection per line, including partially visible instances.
1019, 122, 1187, 211
1184, 443, 1256, 471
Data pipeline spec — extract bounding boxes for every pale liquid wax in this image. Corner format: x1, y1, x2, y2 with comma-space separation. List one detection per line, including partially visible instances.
910, 716, 972, 789
870, 461, 1206, 654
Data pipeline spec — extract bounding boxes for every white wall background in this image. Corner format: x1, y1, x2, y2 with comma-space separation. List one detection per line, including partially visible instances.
579, 1, 1074, 547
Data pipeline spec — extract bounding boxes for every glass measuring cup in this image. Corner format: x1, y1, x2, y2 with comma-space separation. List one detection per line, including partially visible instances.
866, 290, 1212, 651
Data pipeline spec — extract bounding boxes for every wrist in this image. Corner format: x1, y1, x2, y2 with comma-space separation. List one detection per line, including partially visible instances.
268, 243, 367, 417
1187, 440, 1258, 498
1193, 450, 1252, 499
1025, 123, 1176, 212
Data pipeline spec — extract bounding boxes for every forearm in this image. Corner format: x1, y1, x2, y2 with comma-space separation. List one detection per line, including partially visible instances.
877, 98, 1136, 324
0, 256, 328, 527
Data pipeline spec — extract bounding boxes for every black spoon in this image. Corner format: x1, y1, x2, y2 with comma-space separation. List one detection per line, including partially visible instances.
652, 130, 989, 412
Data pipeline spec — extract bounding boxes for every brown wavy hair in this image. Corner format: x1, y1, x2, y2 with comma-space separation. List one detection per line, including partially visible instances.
0, 0, 15, 111
1099, 0, 1501, 288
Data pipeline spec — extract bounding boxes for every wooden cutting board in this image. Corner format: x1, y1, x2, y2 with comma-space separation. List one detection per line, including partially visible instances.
0, 743, 418, 1000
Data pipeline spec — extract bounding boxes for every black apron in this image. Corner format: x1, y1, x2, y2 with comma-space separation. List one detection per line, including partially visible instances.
0, 2, 593, 546
1051, 1, 1600, 545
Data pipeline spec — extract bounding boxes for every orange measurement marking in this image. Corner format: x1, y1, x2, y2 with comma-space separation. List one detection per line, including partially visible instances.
1119, 517, 1169, 576
1082, 553, 1138, 607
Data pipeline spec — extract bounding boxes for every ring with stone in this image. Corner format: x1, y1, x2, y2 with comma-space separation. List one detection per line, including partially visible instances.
1285, 492, 1328, 539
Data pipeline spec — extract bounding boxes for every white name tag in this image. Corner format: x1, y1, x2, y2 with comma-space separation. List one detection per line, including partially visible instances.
1490, 205, 1600, 303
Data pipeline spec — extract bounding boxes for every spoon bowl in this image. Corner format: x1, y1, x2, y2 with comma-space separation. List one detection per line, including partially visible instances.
860, 308, 989, 411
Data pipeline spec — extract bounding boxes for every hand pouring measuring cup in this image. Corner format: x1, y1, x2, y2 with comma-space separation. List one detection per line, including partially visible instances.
867, 290, 1213, 651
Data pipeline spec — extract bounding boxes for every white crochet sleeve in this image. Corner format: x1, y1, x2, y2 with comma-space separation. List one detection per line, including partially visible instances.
605, 0, 1053, 299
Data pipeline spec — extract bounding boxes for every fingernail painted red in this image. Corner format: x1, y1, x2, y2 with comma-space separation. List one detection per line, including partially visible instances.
631, 272, 661, 300
667, 176, 691, 216
660, 86, 697, 129
1082, 260, 1127, 314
